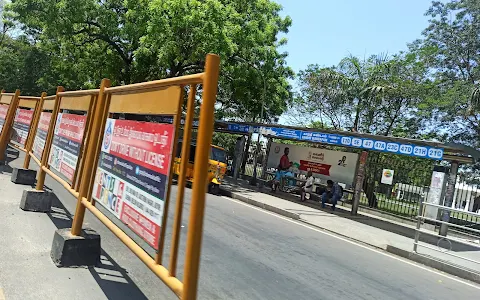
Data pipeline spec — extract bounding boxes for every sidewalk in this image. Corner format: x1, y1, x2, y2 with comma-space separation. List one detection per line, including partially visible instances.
0, 154, 116, 299
220, 177, 480, 284
0, 148, 173, 300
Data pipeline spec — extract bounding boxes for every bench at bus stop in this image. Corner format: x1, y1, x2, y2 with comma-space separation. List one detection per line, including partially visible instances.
263, 171, 353, 204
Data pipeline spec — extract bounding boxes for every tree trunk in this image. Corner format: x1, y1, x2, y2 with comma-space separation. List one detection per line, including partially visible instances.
353, 98, 362, 131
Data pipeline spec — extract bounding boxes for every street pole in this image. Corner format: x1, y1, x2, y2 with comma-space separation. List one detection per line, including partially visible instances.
249, 71, 266, 187
250, 103, 264, 186
233, 56, 267, 187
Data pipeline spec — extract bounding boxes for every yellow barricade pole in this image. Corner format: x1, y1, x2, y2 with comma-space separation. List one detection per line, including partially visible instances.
0, 89, 21, 161
27, 94, 58, 168
183, 54, 220, 300
169, 85, 196, 276
71, 78, 110, 235
35, 87, 64, 191
22, 92, 46, 169
15, 54, 220, 300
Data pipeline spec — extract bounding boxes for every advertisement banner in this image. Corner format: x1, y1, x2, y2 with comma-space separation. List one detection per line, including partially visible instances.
92, 119, 175, 249
381, 169, 394, 185
267, 142, 359, 186
0, 104, 7, 134
425, 170, 447, 220
32, 112, 52, 160
10, 108, 34, 147
48, 113, 86, 183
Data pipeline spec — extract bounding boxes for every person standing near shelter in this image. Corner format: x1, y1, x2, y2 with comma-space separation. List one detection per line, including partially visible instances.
272, 147, 293, 191
300, 170, 314, 201
279, 147, 291, 170
322, 179, 342, 210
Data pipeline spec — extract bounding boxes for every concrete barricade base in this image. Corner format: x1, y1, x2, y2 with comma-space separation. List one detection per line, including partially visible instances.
11, 168, 37, 185
51, 228, 101, 267
20, 189, 53, 212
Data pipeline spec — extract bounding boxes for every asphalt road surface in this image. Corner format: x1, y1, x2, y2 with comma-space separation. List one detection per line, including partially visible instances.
8, 152, 480, 300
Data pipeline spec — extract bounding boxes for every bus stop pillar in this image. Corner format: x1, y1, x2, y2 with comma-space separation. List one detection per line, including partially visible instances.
240, 131, 252, 176
352, 151, 368, 216
233, 136, 246, 181
439, 161, 459, 236
259, 138, 272, 188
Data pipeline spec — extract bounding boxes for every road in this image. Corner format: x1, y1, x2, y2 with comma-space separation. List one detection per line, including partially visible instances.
6, 151, 480, 300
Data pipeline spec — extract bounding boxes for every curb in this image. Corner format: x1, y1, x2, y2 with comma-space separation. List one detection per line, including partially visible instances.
385, 245, 480, 285
219, 188, 300, 220
221, 186, 480, 285
220, 187, 383, 250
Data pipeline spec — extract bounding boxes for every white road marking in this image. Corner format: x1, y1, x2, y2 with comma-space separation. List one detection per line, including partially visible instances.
221, 196, 480, 290
0, 288, 5, 300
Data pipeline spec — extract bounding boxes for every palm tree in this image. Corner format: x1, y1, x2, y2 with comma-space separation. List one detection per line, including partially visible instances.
315, 54, 392, 132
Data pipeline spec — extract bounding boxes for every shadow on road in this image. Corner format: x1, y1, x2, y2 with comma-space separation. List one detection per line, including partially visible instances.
46, 191, 148, 300
0, 147, 18, 174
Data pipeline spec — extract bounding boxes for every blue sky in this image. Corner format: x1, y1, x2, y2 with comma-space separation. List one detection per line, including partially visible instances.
276, 0, 434, 74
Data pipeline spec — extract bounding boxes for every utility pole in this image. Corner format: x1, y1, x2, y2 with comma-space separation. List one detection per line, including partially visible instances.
233, 56, 266, 187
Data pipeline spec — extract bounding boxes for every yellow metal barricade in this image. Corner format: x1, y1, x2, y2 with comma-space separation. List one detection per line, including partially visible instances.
0, 90, 21, 161
7, 95, 44, 166
26, 54, 220, 299
35, 87, 98, 197
27, 94, 57, 168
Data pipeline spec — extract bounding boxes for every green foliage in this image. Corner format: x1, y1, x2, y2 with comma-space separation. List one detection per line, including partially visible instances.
288, 53, 432, 136
211, 132, 239, 157
0, 35, 51, 94
412, 0, 480, 182
4, 0, 293, 121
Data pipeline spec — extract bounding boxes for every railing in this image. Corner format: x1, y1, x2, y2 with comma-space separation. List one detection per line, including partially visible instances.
0, 53, 221, 300
413, 200, 480, 267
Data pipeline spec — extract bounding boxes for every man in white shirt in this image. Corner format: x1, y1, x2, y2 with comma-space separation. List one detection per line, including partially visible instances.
300, 171, 314, 202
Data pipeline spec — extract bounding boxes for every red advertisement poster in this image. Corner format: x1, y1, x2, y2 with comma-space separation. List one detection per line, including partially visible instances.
299, 160, 331, 175
32, 112, 52, 159
0, 104, 7, 134
92, 118, 175, 249
11, 108, 34, 147
48, 113, 86, 182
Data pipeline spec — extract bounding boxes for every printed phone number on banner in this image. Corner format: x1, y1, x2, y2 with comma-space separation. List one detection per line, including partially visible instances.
93, 118, 175, 249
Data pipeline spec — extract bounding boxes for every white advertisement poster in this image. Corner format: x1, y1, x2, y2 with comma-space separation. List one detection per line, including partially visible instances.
267, 142, 359, 186
425, 171, 447, 219
381, 169, 394, 185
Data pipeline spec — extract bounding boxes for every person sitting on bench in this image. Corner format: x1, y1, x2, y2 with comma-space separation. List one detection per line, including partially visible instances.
322, 179, 342, 210
300, 171, 314, 202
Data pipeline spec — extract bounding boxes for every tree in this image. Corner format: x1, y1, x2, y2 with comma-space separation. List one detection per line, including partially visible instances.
7, 0, 149, 87
137, 0, 294, 122
288, 53, 430, 136
0, 34, 51, 94
413, 0, 480, 182
415, 0, 480, 140
212, 132, 239, 158
7, 0, 294, 121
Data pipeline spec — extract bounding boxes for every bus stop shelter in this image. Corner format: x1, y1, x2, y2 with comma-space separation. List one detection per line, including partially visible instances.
216, 121, 480, 234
